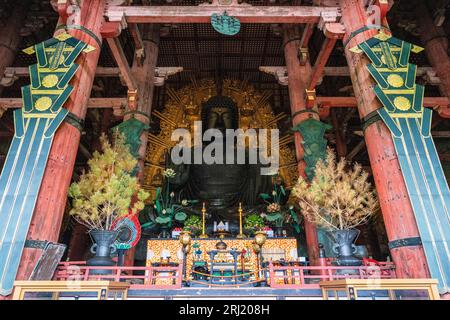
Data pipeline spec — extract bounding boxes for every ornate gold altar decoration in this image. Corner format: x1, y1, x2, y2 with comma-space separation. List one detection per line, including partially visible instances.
146, 238, 297, 285
144, 78, 298, 201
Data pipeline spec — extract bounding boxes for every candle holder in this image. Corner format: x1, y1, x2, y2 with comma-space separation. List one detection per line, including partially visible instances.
179, 230, 192, 286
253, 230, 267, 286
236, 202, 246, 239
199, 202, 208, 238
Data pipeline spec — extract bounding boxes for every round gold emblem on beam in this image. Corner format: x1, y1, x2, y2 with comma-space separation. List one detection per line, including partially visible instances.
393, 96, 411, 111
387, 74, 404, 88
34, 97, 52, 111
42, 74, 59, 88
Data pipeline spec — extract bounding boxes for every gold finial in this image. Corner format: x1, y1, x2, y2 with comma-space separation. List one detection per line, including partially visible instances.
236, 202, 246, 239
199, 202, 208, 238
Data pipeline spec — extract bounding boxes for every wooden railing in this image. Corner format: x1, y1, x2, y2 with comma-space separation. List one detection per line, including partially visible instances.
54, 261, 395, 290
267, 261, 396, 289
54, 261, 183, 289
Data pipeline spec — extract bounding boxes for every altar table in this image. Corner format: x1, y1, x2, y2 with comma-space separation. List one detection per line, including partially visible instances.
147, 238, 298, 284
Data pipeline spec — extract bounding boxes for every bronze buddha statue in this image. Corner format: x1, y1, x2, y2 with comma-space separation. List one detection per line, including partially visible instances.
169, 96, 270, 230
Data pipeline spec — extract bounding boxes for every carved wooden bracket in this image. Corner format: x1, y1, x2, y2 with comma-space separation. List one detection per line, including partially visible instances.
101, 14, 127, 38
421, 69, 441, 86
318, 9, 339, 31
0, 69, 18, 87
322, 22, 346, 39
259, 66, 288, 86
154, 67, 184, 86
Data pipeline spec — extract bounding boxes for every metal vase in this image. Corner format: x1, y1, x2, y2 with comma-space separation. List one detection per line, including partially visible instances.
273, 226, 284, 238
159, 225, 171, 238
87, 229, 118, 275
328, 229, 362, 267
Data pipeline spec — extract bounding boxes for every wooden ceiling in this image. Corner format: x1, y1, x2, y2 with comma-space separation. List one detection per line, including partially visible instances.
1, 0, 449, 169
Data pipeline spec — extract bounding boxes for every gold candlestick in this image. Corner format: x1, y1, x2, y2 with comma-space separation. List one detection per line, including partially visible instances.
199, 202, 208, 238
236, 202, 246, 238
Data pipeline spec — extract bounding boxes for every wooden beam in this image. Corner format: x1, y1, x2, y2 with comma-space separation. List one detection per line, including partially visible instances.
6, 66, 436, 82
3, 67, 120, 78
316, 96, 450, 108
1, 96, 447, 109
0, 98, 127, 117
87, 97, 127, 109
330, 109, 347, 157
2, 66, 181, 84
128, 23, 145, 65
2, 96, 449, 118
259, 66, 436, 78
106, 37, 137, 91
347, 139, 366, 162
430, 131, 450, 138
78, 143, 92, 160
299, 23, 314, 49
308, 37, 337, 90
106, 5, 341, 24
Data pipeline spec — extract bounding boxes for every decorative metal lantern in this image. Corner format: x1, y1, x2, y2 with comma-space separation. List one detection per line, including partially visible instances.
179, 230, 192, 247
254, 230, 267, 247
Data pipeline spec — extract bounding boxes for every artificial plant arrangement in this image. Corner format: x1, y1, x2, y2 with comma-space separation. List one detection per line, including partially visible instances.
244, 213, 265, 234
141, 168, 198, 236
292, 149, 379, 231
183, 215, 202, 236
259, 175, 302, 233
68, 130, 149, 231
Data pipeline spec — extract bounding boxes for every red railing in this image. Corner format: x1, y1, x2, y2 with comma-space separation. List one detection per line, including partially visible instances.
54, 261, 183, 289
54, 260, 395, 290
267, 261, 396, 289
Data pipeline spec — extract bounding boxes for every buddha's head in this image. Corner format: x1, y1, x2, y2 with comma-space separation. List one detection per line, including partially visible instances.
202, 96, 238, 131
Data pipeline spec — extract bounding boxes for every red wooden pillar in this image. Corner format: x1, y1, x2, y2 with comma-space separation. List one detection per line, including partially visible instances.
67, 224, 89, 261
0, 2, 29, 97
415, 1, 450, 98
123, 25, 160, 266
340, 0, 430, 278
15, 0, 106, 281
129, 25, 160, 184
283, 25, 320, 266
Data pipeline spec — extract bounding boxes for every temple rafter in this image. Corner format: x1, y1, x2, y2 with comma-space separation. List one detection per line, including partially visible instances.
2, 96, 448, 118
106, 37, 137, 91
105, 5, 341, 24
1, 66, 182, 87
259, 66, 440, 87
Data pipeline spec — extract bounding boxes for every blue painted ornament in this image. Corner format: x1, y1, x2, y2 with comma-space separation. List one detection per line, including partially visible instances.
211, 11, 240, 36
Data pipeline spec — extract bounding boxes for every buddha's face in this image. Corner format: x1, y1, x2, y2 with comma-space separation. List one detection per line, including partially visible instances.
207, 107, 233, 130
